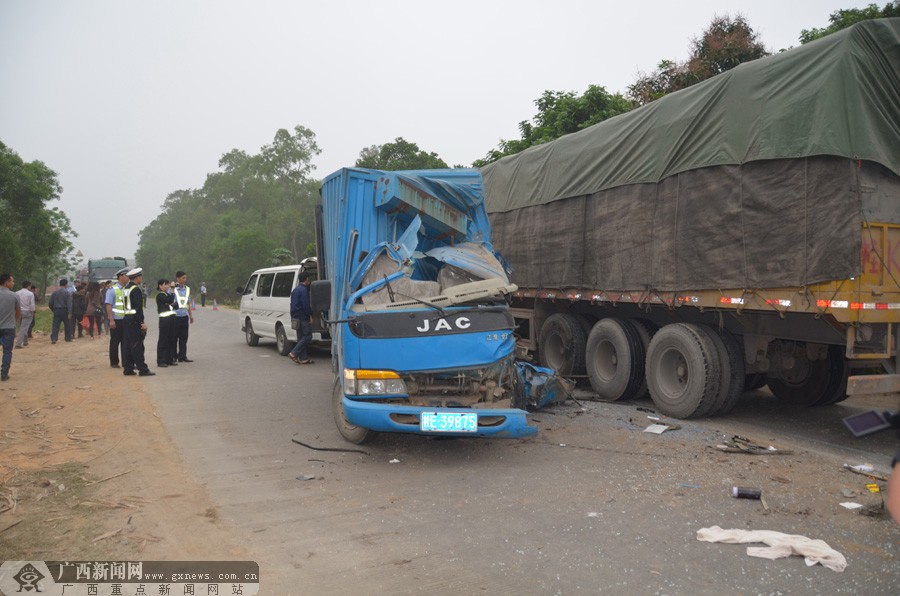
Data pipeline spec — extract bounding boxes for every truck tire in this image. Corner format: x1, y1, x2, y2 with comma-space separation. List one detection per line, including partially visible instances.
245, 319, 259, 346
631, 319, 657, 399
766, 344, 848, 406
275, 324, 293, 356
585, 318, 645, 401
332, 379, 378, 444
700, 326, 745, 416
538, 314, 588, 376
646, 323, 721, 419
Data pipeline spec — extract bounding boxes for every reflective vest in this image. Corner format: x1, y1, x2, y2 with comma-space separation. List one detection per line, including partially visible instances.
121, 286, 138, 315
111, 285, 128, 317
174, 286, 190, 309
157, 291, 176, 317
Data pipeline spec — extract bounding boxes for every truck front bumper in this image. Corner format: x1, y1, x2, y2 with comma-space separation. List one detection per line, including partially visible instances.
342, 398, 538, 439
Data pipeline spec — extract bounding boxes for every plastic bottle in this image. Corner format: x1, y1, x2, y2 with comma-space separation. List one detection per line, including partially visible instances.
732, 486, 762, 499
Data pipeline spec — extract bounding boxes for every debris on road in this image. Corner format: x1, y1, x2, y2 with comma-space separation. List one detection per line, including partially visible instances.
296, 475, 316, 481
840, 502, 863, 510
732, 486, 762, 500
389, 459, 400, 464
842, 463, 889, 481
517, 362, 574, 409
644, 422, 680, 434
696, 525, 848, 572
713, 435, 792, 455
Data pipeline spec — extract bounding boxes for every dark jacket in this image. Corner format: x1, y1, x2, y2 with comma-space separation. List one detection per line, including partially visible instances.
48, 288, 72, 313
290, 283, 312, 321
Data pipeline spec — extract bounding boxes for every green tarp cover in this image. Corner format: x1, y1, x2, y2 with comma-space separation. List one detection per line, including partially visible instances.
482, 19, 900, 213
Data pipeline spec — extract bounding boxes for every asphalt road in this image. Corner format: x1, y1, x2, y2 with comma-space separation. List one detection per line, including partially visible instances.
146, 306, 899, 595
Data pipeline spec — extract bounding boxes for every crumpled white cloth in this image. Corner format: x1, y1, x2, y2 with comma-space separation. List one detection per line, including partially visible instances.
697, 525, 847, 572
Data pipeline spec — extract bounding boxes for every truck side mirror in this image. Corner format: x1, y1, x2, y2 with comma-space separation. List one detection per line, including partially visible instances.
310, 279, 332, 314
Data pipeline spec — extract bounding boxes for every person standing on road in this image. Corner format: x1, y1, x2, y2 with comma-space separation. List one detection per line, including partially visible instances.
200, 282, 207, 307
0, 273, 21, 382
172, 270, 194, 362
15, 281, 35, 348
48, 278, 73, 344
105, 268, 130, 368
155, 278, 178, 368
84, 281, 104, 339
121, 268, 154, 377
72, 282, 87, 339
288, 272, 314, 365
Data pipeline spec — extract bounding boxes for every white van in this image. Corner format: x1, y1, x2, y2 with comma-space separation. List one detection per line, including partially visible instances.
238, 259, 328, 355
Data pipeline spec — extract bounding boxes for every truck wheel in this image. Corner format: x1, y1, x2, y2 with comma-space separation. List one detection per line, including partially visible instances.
700, 326, 745, 416
538, 314, 587, 376
630, 319, 657, 399
646, 323, 721, 419
767, 345, 848, 406
332, 379, 378, 444
275, 324, 293, 356
245, 319, 259, 346
585, 318, 645, 401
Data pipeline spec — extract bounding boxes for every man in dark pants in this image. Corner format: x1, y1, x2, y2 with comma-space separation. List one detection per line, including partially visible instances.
155, 278, 177, 368
172, 270, 194, 362
288, 272, 314, 365
0, 273, 20, 382
105, 268, 130, 368
48, 278, 73, 344
121, 268, 154, 377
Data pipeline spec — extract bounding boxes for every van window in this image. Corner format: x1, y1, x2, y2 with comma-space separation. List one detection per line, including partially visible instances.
257, 273, 275, 297
272, 271, 295, 298
242, 274, 258, 295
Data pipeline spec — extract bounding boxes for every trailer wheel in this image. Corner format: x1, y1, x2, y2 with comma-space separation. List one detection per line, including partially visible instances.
766, 345, 848, 406
275, 324, 293, 356
245, 319, 259, 346
646, 323, 721, 419
538, 314, 588, 376
631, 319, 657, 399
701, 327, 745, 416
332, 379, 378, 444
585, 318, 645, 401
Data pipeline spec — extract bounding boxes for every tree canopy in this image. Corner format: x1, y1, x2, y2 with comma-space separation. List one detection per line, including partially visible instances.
355, 137, 448, 170
628, 15, 768, 105
134, 125, 321, 299
799, 2, 899, 43
0, 140, 77, 292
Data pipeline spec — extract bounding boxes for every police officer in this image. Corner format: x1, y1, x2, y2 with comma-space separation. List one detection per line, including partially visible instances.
122, 268, 154, 377
155, 278, 178, 368
172, 270, 194, 362
105, 268, 130, 368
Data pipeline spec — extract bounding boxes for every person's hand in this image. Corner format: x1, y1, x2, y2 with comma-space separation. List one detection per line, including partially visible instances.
140, 323, 147, 331
110, 320, 116, 329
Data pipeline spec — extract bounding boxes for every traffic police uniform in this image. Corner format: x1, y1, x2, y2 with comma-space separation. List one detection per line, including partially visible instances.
122, 268, 154, 376
105, 268, 130, 368
156, 285, 177, 367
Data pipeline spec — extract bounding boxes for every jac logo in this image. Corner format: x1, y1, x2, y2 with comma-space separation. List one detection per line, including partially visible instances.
416, 316, 471, 333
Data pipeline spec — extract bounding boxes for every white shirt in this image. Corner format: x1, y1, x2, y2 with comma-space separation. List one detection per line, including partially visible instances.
16, 287, 35, 315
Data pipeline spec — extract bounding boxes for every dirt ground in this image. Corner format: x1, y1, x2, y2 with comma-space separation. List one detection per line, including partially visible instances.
0, 326, 249, 561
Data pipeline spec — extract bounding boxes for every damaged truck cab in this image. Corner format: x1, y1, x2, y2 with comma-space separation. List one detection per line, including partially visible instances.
313, 168, 537, 443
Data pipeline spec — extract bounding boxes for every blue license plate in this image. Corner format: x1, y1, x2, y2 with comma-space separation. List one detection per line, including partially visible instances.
420, 412, 478, 433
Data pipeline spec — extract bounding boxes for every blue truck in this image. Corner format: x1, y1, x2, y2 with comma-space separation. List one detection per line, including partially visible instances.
312, 168, 539, 443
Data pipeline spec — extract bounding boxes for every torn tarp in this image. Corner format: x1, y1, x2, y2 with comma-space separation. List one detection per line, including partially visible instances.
517, 362, 574, 409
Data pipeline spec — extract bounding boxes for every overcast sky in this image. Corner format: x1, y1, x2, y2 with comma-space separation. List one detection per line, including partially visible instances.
0, 0, 869, 262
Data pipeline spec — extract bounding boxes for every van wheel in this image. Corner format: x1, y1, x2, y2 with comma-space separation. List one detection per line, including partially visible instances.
332, 379, 378, 444
538, 314, 587, 376
245, 319, 259, 346
275, 324, 292, 356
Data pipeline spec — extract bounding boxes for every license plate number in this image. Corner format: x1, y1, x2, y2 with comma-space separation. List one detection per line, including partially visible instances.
420, 412, 478, 433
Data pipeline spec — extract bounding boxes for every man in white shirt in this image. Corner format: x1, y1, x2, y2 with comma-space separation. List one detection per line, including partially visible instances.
15, 281, 35, 348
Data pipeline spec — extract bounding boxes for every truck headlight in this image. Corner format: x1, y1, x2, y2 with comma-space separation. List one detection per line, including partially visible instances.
343, 369, 407, 396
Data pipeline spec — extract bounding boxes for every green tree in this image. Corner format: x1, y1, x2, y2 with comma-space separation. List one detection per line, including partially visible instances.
0, 140, 77, 294
135, 125, 321, 299
628, 15, 768, 105
799, 2, 899, 43
474, 85, 633, 166
355, 138, 448, 170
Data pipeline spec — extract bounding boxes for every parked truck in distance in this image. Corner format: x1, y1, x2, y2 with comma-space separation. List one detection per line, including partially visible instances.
88, 257, 128, 282
482, 19, 900, 419
311, 168, 536, 443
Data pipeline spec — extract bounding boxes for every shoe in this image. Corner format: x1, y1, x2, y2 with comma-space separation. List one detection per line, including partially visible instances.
168, 361, 178, 366
298, 359, 314, 365
51, 341, 57, 344
14, 345, 22, 349
1, 375, 8, 382
288, 353, 300, 364
111, 364, 120, 369
139, 370, 156, 377
123, 371, 136, 376
179, 358, 194, 363
157, 363, 169, 368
